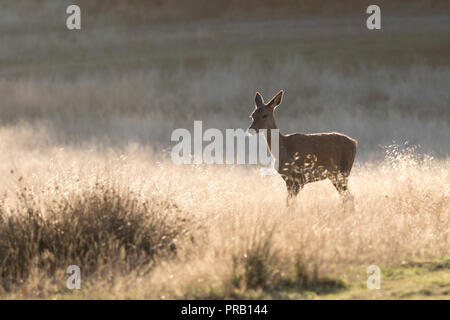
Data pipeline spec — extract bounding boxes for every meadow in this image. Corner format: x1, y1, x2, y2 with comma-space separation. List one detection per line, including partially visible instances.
0, 1, 448, 299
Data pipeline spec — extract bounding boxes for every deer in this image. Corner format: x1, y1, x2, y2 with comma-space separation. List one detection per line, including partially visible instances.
248, 90, 357, 207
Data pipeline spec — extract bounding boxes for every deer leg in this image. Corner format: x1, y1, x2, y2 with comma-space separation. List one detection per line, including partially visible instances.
330, 174, 354, 211
285, 179, 301, 207
330, 172, 347, 195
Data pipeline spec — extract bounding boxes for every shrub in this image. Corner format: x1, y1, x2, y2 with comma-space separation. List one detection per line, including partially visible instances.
230, 228, 346, 296
0, 183, 188, 291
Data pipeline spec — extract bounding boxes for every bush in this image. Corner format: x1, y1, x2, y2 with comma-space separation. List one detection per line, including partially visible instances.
0, 183, 188, 291
230, 228, 346, 297
231, 229, 278, 291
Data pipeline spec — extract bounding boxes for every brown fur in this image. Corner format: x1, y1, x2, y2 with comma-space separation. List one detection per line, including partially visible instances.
249, 90, 357, 205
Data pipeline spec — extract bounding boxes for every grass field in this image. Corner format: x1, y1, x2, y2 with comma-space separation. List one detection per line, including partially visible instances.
0, 1, 448, 299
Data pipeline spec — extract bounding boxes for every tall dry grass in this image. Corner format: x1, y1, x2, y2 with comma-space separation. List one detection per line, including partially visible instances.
1, 59, 449, 158
0, 129, 447, 298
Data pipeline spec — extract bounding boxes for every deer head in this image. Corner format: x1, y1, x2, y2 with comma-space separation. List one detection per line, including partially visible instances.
248, 90, 283, 134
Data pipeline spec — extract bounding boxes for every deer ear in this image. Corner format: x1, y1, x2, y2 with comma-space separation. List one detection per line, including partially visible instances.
254, 92, 264, 108
268, 90, 283, 109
